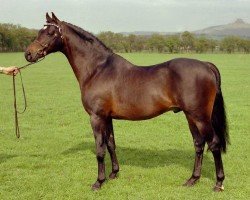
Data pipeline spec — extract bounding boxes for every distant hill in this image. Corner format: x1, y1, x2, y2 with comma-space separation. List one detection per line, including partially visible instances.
120, 19, 250, 39
194, 19, 250, 39
121, 31, 176, 36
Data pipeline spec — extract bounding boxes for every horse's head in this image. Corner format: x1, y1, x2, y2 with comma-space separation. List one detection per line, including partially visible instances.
25, 12, 63, 62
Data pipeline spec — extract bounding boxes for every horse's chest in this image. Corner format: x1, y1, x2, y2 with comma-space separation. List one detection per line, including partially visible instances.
81, 92, 111, 116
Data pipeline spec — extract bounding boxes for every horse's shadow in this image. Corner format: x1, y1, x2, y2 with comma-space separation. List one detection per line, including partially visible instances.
0, 153, 17, 164
62, 141, 215, 180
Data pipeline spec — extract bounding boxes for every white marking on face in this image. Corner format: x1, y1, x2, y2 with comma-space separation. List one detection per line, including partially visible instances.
43, 26, 48, 30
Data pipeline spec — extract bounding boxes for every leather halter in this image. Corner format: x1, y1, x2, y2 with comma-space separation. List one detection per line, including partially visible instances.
34, 23, 63, 55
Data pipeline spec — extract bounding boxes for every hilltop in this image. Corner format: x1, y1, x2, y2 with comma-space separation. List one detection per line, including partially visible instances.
194, 19, 250, 38
121, 19, 250, 39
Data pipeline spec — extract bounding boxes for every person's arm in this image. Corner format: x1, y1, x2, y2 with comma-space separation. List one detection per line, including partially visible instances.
0, 66, 19, 75
0, 67, 4, 74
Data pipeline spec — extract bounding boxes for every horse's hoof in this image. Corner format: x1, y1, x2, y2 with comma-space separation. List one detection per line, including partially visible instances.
91, 181, 102, 191
92, 184, 101, 191
183, 178, 199, 187
183, 181, 194, 187
109, 172, 118, 179
213, 185, 224, 192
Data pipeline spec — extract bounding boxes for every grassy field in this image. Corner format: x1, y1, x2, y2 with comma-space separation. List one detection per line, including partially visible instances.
0, 52, 249, 199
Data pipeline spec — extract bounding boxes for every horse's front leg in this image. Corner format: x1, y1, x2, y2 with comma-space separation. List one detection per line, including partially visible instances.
90, 114, 108, 190
106, 118, 119, 179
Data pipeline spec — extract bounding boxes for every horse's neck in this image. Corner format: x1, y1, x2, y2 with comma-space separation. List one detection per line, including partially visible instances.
61, 34, 111, 87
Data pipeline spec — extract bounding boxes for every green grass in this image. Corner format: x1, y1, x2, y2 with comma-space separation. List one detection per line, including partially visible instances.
0, 52, 249, 199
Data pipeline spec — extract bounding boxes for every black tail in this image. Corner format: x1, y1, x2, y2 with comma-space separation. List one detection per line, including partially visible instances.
207, 62, 229, 153
212, 91, 229, 153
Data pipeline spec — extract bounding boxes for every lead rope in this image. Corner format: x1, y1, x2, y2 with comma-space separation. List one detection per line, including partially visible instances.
12, 57, 45, 138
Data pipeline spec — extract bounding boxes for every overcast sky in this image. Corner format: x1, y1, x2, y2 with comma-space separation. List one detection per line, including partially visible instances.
0, 0, 250, 33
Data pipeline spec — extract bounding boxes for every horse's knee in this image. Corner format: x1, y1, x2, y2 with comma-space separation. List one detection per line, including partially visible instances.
96, 150, 105, 162
193, 137, 205, 154
194, 144, 204, 155
96, 145, 106, 161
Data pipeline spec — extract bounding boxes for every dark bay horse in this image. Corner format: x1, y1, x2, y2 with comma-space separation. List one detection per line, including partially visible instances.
25, 13, 229, 191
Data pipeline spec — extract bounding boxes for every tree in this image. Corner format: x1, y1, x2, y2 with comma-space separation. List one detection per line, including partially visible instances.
0, 23, 37, 52
125, 34, 137, 52
180, 31, 195, 52
165, 35, 180, 53
131, 35, 146, 52
238, 38, 250, 53
147, 34, 166, 53
208, 39, 218, 53
195, 37, 210, 53
220, 36, 240, 53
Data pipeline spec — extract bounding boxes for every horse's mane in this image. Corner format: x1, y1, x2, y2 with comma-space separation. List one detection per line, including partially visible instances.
64, 22, 112, 53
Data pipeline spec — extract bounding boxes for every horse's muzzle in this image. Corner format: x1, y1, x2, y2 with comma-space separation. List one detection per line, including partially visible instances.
25, 51, 33, 62
25, 50, 42, 62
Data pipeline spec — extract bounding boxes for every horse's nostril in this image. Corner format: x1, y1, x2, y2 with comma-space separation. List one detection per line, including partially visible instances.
38, 49, 43, 54
25, 51, 32, 61
25, 51, 31, 57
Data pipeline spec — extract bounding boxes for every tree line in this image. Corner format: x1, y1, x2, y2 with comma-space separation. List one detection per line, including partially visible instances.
1, 23, 250, 53
97, 31, 250, 53
0, 23, 37, 52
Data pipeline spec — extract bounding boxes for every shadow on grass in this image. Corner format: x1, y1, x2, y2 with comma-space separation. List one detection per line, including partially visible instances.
0, 153, 17, 164
62, 141, 215, 180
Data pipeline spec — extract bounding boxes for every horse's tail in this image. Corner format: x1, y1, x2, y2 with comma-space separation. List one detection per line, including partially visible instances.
207, 62, 229, 153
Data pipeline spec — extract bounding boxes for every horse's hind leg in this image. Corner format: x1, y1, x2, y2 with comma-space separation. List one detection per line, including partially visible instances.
212, 149, 225, 191
190, 116, 225, 191
106, 118, 119, 179
184, 114, 205, 186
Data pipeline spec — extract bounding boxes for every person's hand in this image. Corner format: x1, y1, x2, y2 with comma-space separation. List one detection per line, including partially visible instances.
3, 66, 19, 76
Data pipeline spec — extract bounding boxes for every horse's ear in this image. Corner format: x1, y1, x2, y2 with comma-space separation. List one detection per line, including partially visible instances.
46, 12, 53, 23
51, 12, 60, 24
